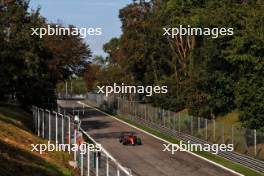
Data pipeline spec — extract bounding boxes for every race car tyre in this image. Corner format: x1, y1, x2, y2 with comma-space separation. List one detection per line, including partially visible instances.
136, 138, 142, 145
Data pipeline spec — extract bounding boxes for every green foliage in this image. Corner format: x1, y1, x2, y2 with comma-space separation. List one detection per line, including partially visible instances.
57, 78, 88, 95
97, 0, 264, 129
0, 1, 50, 106
235, 75, 264, 130
0, 0, 91, 108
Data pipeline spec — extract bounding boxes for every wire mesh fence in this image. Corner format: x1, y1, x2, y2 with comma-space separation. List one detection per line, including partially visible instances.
32, 106, 132, 176
84, 93, 264, 161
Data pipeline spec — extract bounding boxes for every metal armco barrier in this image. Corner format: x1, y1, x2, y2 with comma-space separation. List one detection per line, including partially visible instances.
32, 106, 132, 176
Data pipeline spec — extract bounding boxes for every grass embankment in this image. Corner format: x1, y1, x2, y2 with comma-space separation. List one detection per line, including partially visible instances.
0, 103, 76, 176
82, 100, 263, 176
216, 111, 241, 126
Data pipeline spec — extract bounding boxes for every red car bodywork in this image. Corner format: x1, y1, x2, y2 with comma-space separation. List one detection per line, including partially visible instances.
119, 132, 142, 145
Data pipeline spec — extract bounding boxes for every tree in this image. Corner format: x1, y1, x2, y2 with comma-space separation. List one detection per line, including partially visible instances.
226, 3, 264, 129
0, 0, 92, 108
0, 0, 50, 106
97, 0, 264, 129
44, 24, 92, 82
83, 64, 100, 91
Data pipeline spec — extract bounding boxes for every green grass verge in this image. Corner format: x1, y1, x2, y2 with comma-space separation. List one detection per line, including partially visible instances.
0, 103, 76, 176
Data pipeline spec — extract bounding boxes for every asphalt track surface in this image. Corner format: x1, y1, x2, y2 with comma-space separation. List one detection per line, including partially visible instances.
58, 100, 237, 176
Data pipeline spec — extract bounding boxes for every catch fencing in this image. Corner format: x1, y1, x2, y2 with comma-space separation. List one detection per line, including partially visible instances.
86, 93, 264, 162
32, 106, 132, 176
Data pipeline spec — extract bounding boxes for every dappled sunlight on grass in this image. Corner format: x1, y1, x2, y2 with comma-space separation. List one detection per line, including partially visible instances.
0, 103, 76, 176
216, 111, 241, 126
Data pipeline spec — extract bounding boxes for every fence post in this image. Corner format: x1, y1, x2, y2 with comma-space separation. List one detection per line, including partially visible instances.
168, 111, 171, 129
178, 113, 181, 132
145, 105, 147, 122
37, 108, 40, 136
163, 109, 165, 127
133, 101, 135, 117
131, 102, 136, 117
123, 103, 127, 118
231, 125, 234, 146
68, 116, 71, 145
87, 146, 90, 176
48, 110, 51, 141
205, 119, 208, 140
151, 107, 153, 123
198, 117, 200, 134
34, 107, 37, 132
134, 102, 136, 117
213, 119, 216, 141
74, 128, 77, 161
81, 152, 84, 176
126, 99, 128, 115
35, 107, 37, 133
60, 114, 64, 144
122, 98, 124, 114
129, 100, 131, 116
96, 152, 99, 176
170, 112, 173, 130
55, 112, 58, 143
117, 166, 120, 176
138, 103, 140, 119
149, 106, 151, 123
118, 97, 120, 114
125, 100, 127, 114
34, 107, 36, 132
165, 110, 167, 128
104, 156, 108, 176
32, 107, 35, 131
174, 113, 176, 131
42, 109, 45, 138
148, 105, 150, 123
136, 102, 138, 118
254, 129, 257, 157
222, 125, 225, 144
190, 116, 193, 135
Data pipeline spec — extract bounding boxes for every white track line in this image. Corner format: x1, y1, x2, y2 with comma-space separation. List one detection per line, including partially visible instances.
78, 101, 244, 176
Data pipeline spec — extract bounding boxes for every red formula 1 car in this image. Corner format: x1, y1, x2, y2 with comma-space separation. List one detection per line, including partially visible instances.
119, 132, 142, 145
